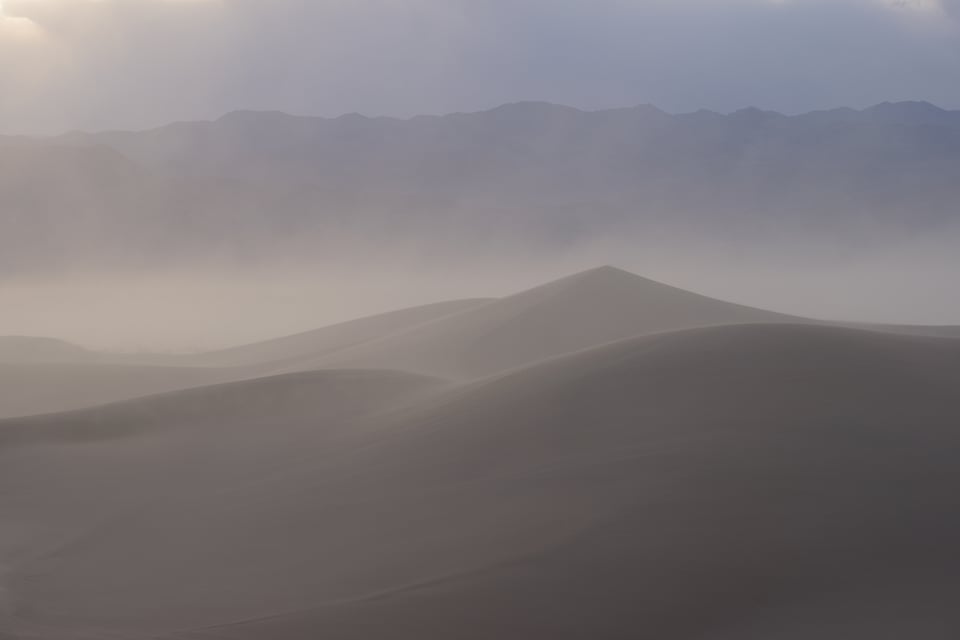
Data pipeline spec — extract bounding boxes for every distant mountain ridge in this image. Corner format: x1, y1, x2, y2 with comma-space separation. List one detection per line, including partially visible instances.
63, 99, 960, 136
4, 101, 960, 270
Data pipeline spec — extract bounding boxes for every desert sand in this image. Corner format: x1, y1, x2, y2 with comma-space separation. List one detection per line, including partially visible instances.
3, 268, 960, 639
6, 267, 958, 421
268, 266, 960, 379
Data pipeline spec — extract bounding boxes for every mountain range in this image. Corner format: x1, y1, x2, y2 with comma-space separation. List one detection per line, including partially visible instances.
3, 101, 960, 271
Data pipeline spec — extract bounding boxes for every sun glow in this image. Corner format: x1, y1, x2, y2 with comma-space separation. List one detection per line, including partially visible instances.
0, 4, 41, 40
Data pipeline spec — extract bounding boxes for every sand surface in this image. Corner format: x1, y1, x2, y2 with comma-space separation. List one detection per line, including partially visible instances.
281, 266, 960, 379
3, 322, 960, 639
5, 267, 959, 420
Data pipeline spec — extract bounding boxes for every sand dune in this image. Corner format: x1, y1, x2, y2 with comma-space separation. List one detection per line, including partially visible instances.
0, 368, 443, 639
4, 267, 955, 421
281, 266, 800, 378
0, 337, 97, 364
0, 368, 442, 448
4, 323, 960, 638
0, 362, 245, 420
280, 266, 960, 379
0, 300, 480, 419
194, 298, 491, 368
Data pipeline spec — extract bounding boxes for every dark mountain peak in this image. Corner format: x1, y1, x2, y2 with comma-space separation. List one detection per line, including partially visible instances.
218, 109, 288, 121
860, 101, 958, 127
216, 110, 310, 128
487, 101, 581, 114
629, 103, 669, 116
730, 106, 784, 121
479, 102, 585, 125
686, 108, 723, 117
334, 112, 374, 122
812, 106, 858, 116
867, 100, 946, 115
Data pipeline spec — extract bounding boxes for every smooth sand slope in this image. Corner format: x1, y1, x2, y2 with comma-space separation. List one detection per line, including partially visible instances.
0, 337, 98, 365
285, 266, 801, 379
193, 298, 491, 368
0, 300, 484, 419
275, 266, 960, 379
0, 336, 238, 419
0, 363, 247, 420
5, 266, 957, 420
3, 324, 960, 639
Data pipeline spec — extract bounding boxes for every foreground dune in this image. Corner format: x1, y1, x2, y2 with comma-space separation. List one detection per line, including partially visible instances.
3, 324, 960, 639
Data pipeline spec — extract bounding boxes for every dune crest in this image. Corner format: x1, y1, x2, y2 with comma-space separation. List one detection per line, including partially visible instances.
281, 266, 960, 379
4, 323, 960, 638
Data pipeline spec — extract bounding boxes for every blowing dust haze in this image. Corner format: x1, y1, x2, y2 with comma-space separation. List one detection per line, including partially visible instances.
3, 1, 960, 638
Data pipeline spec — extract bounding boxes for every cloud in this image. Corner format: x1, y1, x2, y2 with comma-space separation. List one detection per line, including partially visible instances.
0, 0, 958, 133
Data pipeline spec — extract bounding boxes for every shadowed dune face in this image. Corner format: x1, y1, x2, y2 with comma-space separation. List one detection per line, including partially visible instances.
3, 324, 960, 639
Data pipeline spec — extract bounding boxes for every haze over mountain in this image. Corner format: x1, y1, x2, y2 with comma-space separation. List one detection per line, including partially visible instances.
4, 101, 960, 272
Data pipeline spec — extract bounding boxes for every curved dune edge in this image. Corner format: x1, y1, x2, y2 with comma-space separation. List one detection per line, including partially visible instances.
3, 323, 960, 638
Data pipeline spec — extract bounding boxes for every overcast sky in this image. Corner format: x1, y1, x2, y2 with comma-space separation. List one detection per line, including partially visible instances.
1, 0, 959, 133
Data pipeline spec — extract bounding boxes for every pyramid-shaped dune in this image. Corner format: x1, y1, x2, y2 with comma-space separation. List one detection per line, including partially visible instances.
288, 266, 801, 378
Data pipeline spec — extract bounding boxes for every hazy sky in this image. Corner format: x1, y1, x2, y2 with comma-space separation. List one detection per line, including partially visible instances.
1, 0, 959, 132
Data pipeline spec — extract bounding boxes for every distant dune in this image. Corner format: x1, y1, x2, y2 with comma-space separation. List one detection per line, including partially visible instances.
195, 298, 491, 368
0, 299, 483, 419
3, 266, 958, 419
0, 337, 96, 364
276, 266, 960, 379
0, 362, 241, 419
274, 266, 799, 378
4, 323, 960, 638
